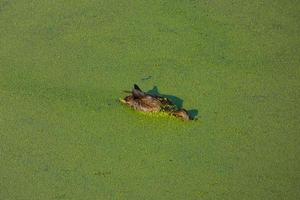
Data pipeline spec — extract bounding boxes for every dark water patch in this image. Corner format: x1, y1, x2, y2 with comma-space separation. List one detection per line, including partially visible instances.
141, 75, 152, 81
187, 109, 199, 120
156, 23, 178, 34
94, 171, 111, 177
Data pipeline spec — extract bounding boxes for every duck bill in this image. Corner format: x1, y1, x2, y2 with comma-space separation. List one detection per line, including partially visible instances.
119, 98, 126, 104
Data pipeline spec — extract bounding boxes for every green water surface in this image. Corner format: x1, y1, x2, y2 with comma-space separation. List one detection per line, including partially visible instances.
0, 0, 299, 199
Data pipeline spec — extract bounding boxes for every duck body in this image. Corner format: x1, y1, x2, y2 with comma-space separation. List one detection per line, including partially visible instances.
123, 94, 162, 112
121, 84, 190, 121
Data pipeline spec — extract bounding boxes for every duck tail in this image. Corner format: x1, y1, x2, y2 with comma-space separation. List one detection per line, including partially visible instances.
132, 84, 145, 98
134, 84, 142, 91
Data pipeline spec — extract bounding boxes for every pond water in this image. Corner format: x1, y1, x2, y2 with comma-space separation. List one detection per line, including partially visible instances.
0, 1, 299, 199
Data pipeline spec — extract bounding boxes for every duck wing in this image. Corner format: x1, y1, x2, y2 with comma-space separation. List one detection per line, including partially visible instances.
137, 96, 161, 112
155, 96, 177, 111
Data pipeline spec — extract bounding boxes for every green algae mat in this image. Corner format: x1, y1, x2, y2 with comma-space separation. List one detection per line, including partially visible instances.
1, 1, 299, 199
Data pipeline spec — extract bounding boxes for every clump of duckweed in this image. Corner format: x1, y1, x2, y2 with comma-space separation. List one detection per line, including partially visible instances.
139, 110, 173, 118
133, 107, 191, 122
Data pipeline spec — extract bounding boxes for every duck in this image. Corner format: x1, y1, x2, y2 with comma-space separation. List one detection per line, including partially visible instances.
120, 84, 190, 121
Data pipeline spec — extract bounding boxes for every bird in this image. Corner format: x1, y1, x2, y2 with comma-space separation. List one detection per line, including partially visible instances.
120, 84, 190, 121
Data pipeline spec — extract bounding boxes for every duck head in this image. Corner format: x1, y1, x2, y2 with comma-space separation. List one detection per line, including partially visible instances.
121, 95, 135, 107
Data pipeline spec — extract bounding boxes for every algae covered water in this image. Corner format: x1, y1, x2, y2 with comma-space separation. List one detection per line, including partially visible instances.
0, 1, 299, 199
